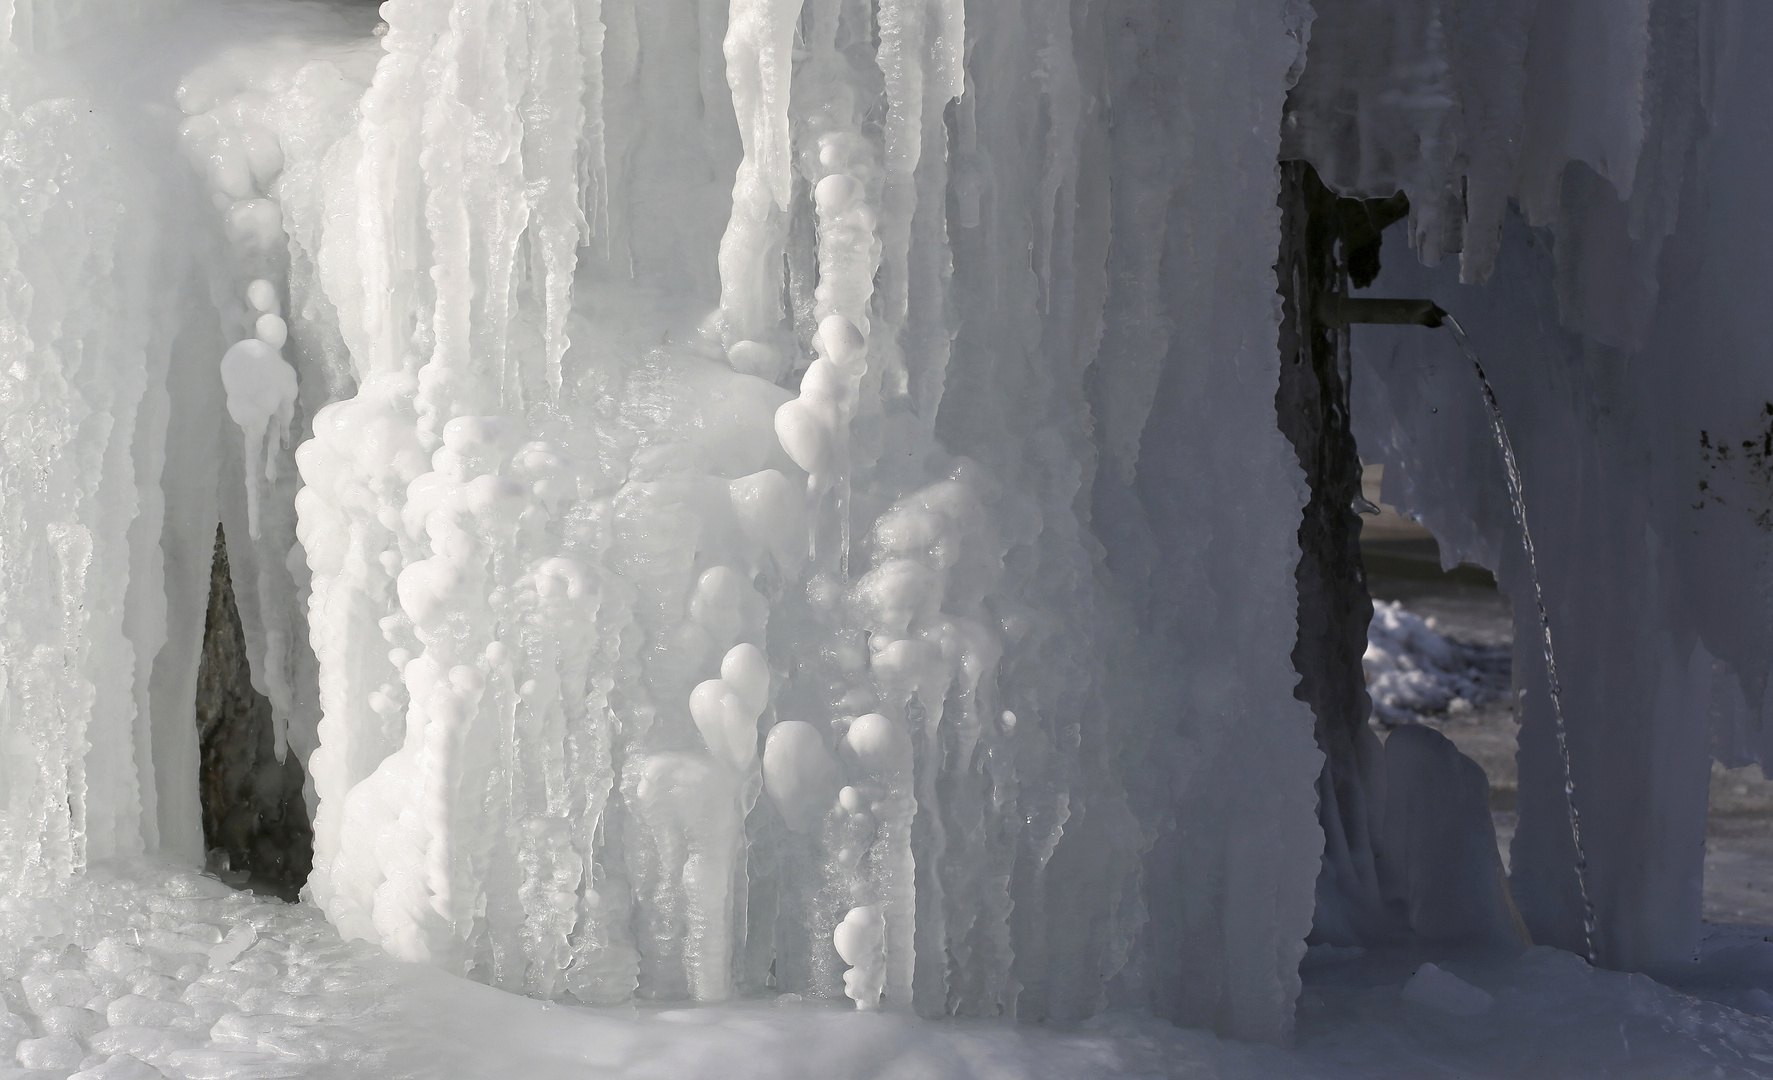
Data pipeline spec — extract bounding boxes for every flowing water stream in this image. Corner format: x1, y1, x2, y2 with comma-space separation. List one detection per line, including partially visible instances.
1445, 315, 1598, 964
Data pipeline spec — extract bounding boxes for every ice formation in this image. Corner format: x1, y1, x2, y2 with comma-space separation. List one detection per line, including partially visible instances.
3, 0, 1771, 1060
0, 0, 1318, 1041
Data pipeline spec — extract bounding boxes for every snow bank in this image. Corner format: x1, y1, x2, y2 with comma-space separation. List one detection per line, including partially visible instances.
1401, 962, 1493, 1016
9, 866, 1773, 1079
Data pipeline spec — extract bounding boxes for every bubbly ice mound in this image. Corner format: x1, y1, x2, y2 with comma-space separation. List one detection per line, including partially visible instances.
1364, 601, 1511, 726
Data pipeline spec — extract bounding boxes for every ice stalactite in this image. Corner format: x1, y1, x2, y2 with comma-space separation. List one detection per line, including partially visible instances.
218, 285, 298, 545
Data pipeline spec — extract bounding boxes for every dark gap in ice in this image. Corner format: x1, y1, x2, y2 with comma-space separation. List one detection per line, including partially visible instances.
1275, 159, 1392, 944
1279, 163, 1523, 951
197, 523, 312, 901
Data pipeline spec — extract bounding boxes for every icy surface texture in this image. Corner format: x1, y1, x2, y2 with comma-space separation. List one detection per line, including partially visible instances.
0, 41, 163, 894
1285, 0, 1696, 294
1348, 0, 1773, 970
8, 867, 1773, 1079
0, 0, 1323, 1040
286, 0, 1323, 1035
0, 862, 392, 1078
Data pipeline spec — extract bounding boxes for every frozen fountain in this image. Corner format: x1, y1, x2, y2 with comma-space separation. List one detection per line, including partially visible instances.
4, 0, 1773, 1075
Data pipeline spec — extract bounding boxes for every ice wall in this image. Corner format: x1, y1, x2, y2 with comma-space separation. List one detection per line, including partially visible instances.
1285, 0, 1695, 302
1342, 0, 1773, 970
0, 0, 1322, 1042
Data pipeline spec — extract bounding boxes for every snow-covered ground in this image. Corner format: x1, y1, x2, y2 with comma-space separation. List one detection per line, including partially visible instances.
9, 861, 1773, 1079
8, 527, 1773, 1079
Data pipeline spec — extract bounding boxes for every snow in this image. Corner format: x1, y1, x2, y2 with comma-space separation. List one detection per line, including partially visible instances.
1365, 600, 1513, 726
1400, 962, 1494, 1016
6, 865, 1773, 1078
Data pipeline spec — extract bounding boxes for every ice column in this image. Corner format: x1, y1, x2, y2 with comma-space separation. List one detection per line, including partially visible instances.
0, 56, 163, 888
1327, 0, 1762, 972
297, 0, 616, 982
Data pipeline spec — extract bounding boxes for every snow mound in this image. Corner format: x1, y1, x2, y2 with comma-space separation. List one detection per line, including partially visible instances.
1364, 600, 1511, 725
1401, 962, 1494, 1016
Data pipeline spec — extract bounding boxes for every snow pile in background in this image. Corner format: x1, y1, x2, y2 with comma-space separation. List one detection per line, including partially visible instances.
1364, 600, 1511, 725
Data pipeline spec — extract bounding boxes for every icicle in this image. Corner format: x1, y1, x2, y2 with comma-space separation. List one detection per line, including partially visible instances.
220, 295, 298, 542
1032, 0, 1080, 313
715, 0, 806, 346
526, 0, 594, 403
728, 0, 802, 211
578, 0, 609, 246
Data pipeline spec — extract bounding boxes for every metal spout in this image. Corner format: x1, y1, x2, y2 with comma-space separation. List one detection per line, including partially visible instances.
1315, 295, 1446, 329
